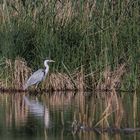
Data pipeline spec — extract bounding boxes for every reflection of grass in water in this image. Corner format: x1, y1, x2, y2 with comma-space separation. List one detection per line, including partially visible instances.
0, 94, 28, 128
0, 91, 139, 135
122, 91, 139, 128
95, 90, 124, 128
47, 91, 138, 130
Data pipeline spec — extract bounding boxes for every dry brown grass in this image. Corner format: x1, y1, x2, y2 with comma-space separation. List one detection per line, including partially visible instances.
0, 58, 86, 91
0, 59, 126, 92
43, 66, 85, 91
73, 67, 85, 91
45, 72, 74, 91
0, 0, 96, 26
55, 1, 74, 26
4, 58, 31, 89
13, 58, 31, 89
97, 64, 126, 91
54, 0, 97, 26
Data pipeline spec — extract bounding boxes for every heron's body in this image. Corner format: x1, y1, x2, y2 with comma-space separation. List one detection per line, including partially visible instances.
23, 59, 54, 90
24, 69, 45, 89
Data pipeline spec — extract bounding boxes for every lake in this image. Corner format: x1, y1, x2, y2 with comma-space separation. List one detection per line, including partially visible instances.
0, 91, 140, 140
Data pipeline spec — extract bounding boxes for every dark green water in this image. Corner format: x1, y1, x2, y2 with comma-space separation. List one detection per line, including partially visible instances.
0, 92, 140, 140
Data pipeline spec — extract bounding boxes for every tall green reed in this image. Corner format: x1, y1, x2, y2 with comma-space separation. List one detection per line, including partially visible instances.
0, 0, 139, 89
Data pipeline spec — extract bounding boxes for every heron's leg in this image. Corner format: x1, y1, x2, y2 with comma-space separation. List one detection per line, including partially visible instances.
35, 82, 39, 89
35, 82, 41, 92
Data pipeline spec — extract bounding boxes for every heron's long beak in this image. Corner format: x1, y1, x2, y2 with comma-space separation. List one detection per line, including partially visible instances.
49, 60, 55, 62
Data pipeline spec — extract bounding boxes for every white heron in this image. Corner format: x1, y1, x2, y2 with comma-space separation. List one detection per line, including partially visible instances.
23, 59, 54, 90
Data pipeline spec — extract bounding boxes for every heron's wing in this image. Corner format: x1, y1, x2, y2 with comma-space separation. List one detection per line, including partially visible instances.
24, 69, 45, 88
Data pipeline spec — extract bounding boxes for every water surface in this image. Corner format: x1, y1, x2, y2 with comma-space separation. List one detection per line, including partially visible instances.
0, 91, 140, 140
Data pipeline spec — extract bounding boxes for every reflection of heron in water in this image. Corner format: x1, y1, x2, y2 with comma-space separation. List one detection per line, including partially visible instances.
23, 96, 50, 128
23, 59, 54, 90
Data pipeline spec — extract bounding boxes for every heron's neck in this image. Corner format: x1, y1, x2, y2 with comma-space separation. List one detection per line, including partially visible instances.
44, 64, 49, 75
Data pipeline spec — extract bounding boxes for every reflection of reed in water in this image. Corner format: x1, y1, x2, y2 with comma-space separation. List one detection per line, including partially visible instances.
95, 90, 124, 128
45, 92, 74, 107
70, 91, 124, 132
41, 91, 124, 130
0, 90, 139, 137
1, 94, 50, 129
2, 94, 28, 128
42, 91, 76, 127
70, 90, 140, 136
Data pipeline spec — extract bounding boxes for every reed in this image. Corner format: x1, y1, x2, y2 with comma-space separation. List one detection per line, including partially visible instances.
0, 0, 139, 90
45, 73, 74, 91
0, 58, 133, 92
97, 63, 126, 91
0, 58, 31, 89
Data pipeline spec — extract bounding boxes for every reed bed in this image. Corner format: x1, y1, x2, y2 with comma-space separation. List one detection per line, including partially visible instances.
97, 63, 126, 91
0, 0, 139, 90
0, 58, 86, 90
0, 1, 139, 136
45, 73, 75, 91
0, 58, 128, 91
3, 58, 31, 89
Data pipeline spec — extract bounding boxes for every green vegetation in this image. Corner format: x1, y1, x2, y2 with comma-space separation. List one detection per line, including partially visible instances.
0, 0, 139, 90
